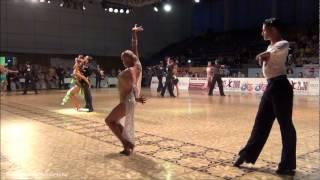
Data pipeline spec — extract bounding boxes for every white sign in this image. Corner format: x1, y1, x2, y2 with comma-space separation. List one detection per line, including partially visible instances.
152, 76, 319, 96
108, 77, 118, 86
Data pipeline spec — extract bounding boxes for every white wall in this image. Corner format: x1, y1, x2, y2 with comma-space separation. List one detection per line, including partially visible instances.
0, 0, 192, 57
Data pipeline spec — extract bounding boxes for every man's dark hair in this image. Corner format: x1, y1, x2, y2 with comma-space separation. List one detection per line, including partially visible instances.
263, 17, 283, 34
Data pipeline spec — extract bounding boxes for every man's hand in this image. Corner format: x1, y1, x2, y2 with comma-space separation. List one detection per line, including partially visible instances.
256, 52, 271, 65
256, 52, 270, 61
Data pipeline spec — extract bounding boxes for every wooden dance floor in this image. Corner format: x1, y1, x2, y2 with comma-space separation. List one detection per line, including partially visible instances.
1, 89, 319, 179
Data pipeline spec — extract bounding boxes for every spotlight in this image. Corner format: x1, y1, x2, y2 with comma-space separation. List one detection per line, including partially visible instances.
120, 9, 124, 14
82, 5, 86, 11
31, 0, 38, 3
194, 0, 200, 3
114, 9, 119, 13
59, 2, 64, 7
40, 0, 45, 3
153, 3, 160, 12
47, 0, 51, 3
104, 8, 107, 11
153, 6, 159, 12
109, 7, 113, 12
163, 3, 172, 12
126, 9, 130, 14
188, 59, 192, 64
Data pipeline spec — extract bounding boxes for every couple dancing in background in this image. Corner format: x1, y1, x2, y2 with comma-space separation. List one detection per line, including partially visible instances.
160, 57, 179, 97
61, 55, 94, 112
203, 60, 225, 96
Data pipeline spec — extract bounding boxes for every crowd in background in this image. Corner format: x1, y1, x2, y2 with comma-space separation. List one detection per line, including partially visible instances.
4, 63, 108, 91
149, 27, 318, 67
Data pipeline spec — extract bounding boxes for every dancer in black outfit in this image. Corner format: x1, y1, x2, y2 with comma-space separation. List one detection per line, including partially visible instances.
23, 62, 38, 95
234, 18, 297, 176
208, 60, 225, 96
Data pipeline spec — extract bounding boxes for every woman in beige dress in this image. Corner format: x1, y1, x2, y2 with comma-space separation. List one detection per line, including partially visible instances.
105, 24, 146, 156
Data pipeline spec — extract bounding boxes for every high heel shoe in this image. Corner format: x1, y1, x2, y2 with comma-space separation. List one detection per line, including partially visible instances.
120, 141, 134, 156
119, 149, 133, 156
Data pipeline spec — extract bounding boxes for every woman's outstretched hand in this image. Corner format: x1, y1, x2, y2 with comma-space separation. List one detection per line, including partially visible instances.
136, 96, 147, 104
132, 24, 144, 32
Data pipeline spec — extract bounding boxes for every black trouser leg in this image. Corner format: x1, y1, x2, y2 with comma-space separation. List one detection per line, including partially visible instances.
24, 79, 30, 94
83, 85, 93, 110
161, 77, 174, 97
161, 78, 169, 96
239, 90, 276, 163
59, 78, 64, 89
62, 78, 65, 89
272, 80, 296, 170
157, 76, 163, 92
32, 80, 38, 94
7, 77, 11, 91
168, 80, 175, 96
208, 77, 217, 95
239, 77, 296, 169
96, 78, 101, 88
217, 76, 225, 96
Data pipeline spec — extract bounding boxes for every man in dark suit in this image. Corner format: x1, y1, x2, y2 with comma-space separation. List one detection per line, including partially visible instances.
23, 62, 38, 95
208, 59, 225, 96
160, 57, 175, 97
156, 60, 165, 92
95, 64, 102, 88
80, 56, 94, 112
56, 65, 65, 89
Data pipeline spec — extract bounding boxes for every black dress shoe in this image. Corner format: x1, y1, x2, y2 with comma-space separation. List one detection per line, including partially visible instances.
233, 156, 245, 167
276, 169, 296, 176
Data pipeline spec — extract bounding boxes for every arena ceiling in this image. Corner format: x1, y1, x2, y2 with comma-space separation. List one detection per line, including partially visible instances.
106, 0, 161, 7
89, 0, 161, 7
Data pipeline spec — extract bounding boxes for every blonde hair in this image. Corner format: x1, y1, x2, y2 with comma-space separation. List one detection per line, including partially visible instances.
121, 50, 138, 65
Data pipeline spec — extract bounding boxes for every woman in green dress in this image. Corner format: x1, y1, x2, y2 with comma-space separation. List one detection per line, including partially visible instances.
61, 56, 90, 110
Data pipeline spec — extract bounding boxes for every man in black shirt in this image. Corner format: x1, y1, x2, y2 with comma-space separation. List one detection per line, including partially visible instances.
80, 56, 94, 112
23, 62, 38, 95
